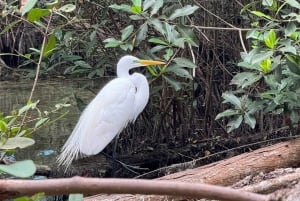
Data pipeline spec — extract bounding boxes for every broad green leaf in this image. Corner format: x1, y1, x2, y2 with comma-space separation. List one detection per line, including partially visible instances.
0, 137, 35, 149
68, 194, 83, 201
21, 0, 38, 16
0, 120, 7, 132
285, 22, 297, 37
131, 0, 141, 7
0, 160, 36, 178
215, 109, 240, 120
177, 25, 199, 47
222, 93, 242, 108
244, 113, 256, 128
136, 23, 148, 45
227, 115, 243, 132
149, 37, 168, 46
164, 23, 175, 43
230, 72, 262, 88
286, 54, 300, 75
121, 25, 134, 41
58, 4, 76, 12
109, 4, 132, 13
143, 0, 155, 11
163, 75, 181, 91
250, 11, 272, 20
286, 0, 300, 9
150, 45, 167, 53
28, 8, 50, 22
43, 34, 56, 58
264, 29, 277, 49
166, 65, 192, 79
150, 0, 163, 16
262, 0, 274, 6
45, 0, 59, 9
120, 43, 133, 51
148, 18, 164, 35
174, 57, 196, 68
0, 20, 21, 35
169, 5, 199, 20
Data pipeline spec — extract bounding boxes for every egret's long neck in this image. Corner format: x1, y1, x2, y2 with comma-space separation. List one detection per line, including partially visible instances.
117, 64, 131, 78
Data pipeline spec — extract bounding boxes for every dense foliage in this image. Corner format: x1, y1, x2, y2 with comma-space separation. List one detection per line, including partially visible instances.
216, 0, 300, 132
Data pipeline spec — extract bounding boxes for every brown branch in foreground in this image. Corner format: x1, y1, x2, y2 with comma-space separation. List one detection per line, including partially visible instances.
0, 177, 267, 201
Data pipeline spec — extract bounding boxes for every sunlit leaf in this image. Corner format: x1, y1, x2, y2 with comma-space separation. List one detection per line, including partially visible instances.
43, 34, 56, 58
34, 118, 49, 128
143, 0, 155, 11
0, 137, 35, 149
149, 38, 168, 46
285, 0, 300, 9
28, 8, 50, 22
250, 11, 272, 20
109, 4, 132, 13
0, 160, 36, 178
150, 0, 163, 16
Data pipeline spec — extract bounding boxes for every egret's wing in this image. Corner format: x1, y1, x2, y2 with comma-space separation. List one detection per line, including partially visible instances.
57, 78, 136, 168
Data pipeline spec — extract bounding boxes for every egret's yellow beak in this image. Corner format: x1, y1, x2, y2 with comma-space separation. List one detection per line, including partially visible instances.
139, 59, 165, 66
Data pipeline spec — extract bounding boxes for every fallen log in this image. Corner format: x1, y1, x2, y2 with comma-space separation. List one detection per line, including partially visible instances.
85, 138, 300, 200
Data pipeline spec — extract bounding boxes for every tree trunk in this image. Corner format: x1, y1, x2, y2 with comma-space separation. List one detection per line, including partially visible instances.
84, 138, 300, 200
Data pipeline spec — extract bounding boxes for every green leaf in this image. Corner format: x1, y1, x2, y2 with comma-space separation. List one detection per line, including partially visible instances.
0, 120, 7, 132
260, 58, 272, 73
129, 15, 144, 20
27, 8, 50, 22
230, 72, 262, 88
0, 160, 36, 178
285, 22, 297, 37
227, 115, 243, 132
164, 48, 173, 61
0, 137, 35, 149
143, 0, 155, 11
58, 4, 76, 12
264, 29, 277, 49
163, 75, 181, 91
262, 0, 274, 6
43, 34, 56, 58
222, 93, 242, 108
136, 23, 148, 45
286, 0, 300, 9
109, 4, 131, 13
174, 57, 196, 68
131, 0, 141, 7
148, 18, 164, 35
215, 109, 240, 120
68, 194, 83, 201
34, 118, 49, 128
150, 0, 163, 16
121, 25, 134, 41
244, 113, 256, 128
169, 5, 199, 20
250, 11, 272, 20
166, 65, 192, 79
130, 5, 142, 14
177, 25, 199, 47
103, 38, 122, 48
149, 37, 168, 46
21, 0, 38, 16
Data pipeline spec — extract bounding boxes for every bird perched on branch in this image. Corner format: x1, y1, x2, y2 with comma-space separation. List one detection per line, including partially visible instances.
57, 55, 165, 168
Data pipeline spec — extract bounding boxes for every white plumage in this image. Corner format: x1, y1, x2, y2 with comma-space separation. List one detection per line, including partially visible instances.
57, 55, 165, 168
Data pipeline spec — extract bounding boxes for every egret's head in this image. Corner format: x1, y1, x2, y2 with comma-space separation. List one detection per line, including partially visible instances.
117, 55, 165, 69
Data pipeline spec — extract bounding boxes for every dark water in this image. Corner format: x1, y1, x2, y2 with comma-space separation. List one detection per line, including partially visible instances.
0, 79, 109, 172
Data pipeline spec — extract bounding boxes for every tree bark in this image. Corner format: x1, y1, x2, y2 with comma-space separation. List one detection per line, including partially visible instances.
85, 138, 300, 200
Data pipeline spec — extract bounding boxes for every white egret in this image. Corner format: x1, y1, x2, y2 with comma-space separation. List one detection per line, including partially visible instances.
57, 55, 165, 168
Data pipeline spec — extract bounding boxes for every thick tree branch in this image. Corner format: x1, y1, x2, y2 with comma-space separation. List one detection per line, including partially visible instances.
0, 177, 267, 201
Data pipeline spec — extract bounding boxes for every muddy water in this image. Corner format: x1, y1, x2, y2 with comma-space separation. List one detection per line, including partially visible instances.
0, 79, 110, 175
